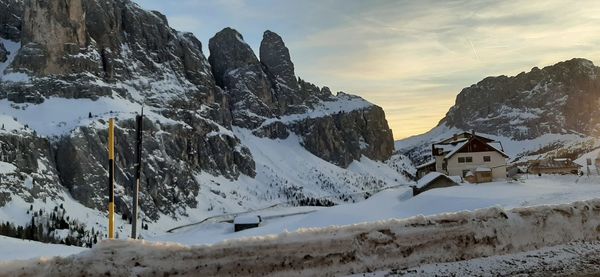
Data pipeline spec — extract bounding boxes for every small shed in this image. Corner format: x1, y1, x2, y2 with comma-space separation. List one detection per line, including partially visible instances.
528, 158, 581, 175
233, 215, 262, 232
412, 172, 460, 196
465, 167, 493, 183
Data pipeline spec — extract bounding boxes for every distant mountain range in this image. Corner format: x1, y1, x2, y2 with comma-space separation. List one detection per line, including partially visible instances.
397, 58, 600, 167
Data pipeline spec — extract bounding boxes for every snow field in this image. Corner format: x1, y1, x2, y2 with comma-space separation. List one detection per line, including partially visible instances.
3, 197, 600, 276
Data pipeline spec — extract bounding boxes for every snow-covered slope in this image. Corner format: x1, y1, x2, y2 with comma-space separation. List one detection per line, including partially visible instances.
0, 235, 83, 261
4, 182, 600, 276
151, 174, 600, 246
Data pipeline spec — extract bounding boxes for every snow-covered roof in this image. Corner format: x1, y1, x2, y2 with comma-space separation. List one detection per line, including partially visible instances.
416, 172, 459, 189
442, 141, 468, 158
475, 167, 492, 172
233, 215, 261, 225
416, 159, 435, 169
433, 135, 508, 159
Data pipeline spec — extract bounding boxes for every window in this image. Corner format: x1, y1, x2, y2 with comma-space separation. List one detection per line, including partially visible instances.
483, 156, 491, 162
465, 157, 473, 163
458, 157, 465, 163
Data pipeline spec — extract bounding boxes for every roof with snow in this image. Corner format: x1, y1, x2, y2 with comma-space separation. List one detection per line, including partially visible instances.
233, 215, 261, 225
433, 132, 508, 159
415, 172, 460, 189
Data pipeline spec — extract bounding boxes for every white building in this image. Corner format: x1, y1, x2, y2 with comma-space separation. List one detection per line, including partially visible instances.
420, 132, 508, 183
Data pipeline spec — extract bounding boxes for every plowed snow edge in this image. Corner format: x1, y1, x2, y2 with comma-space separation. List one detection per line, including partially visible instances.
3, 199, 600, 276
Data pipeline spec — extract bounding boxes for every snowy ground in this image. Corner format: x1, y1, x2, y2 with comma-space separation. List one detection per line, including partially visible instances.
148, 174, 600, 246
3, 174, 600, 274
360, 241, 600, 277
0, 236, 83, 261
4, 196, 600, 276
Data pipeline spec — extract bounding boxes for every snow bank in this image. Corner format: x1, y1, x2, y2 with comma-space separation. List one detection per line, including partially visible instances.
0, 236, 83, 262
4, 198, 600, 276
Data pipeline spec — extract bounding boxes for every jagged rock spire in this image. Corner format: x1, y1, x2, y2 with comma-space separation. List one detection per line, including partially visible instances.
260, 30, 299, 92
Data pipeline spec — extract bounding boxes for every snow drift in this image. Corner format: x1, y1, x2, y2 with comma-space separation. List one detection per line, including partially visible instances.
3, 198, 600, 276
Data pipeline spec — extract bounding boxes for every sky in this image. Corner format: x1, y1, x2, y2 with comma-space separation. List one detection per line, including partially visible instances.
134, 0, 600, 139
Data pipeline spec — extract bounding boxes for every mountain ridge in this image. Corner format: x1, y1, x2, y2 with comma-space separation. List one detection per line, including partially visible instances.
0, 0, 406, 239
398, 57, 600, 166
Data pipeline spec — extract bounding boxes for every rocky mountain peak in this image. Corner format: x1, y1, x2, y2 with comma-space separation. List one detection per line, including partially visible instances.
260, 30, 299, 93
441, 58, 600, 140
208, 27, 275, 127
208, 27, 260, 87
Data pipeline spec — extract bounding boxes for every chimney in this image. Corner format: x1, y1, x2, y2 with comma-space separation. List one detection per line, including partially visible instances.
471, 129, 475, 136
453, 134, 457, 141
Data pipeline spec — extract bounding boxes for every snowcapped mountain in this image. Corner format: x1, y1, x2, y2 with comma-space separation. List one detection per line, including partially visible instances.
398, 58, 600, 166
0, 0, 411, 241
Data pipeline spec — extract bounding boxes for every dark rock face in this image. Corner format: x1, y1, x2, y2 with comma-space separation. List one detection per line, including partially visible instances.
442, 58, 600, 139
260, 31, 298, 92
0, 0, 23, 41
0, 132, 64, 206
55, 118, 255, 220
289, 105, 394, 167
260, 30, 306, 113
0, 41, 7, 62
209, 28, 275, 127
253, 121, 290, 140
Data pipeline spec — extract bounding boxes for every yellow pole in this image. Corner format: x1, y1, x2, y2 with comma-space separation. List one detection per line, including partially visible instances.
108, 118, 115, 239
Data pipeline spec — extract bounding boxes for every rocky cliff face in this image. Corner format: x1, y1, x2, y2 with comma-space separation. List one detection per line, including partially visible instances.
442, 58, 600, 140
0, 0, 396, 223
0, 0, 22, 41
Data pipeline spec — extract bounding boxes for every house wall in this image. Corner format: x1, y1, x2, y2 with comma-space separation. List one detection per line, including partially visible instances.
434, 155, 446, 173
446, 151, 507, 180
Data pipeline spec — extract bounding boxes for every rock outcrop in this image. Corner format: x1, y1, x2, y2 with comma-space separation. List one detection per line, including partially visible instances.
209, 27, 274, 128
0, 42, 7, 62
442, 58, 600, 139
289, 105, 394, 167
260, 30, 305, 113
16, 0, 88, 75
0, 0, 23, 41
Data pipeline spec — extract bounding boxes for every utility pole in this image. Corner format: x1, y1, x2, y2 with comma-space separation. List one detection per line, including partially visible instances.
108, 118, 115, 239
131, 108, 143, 239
